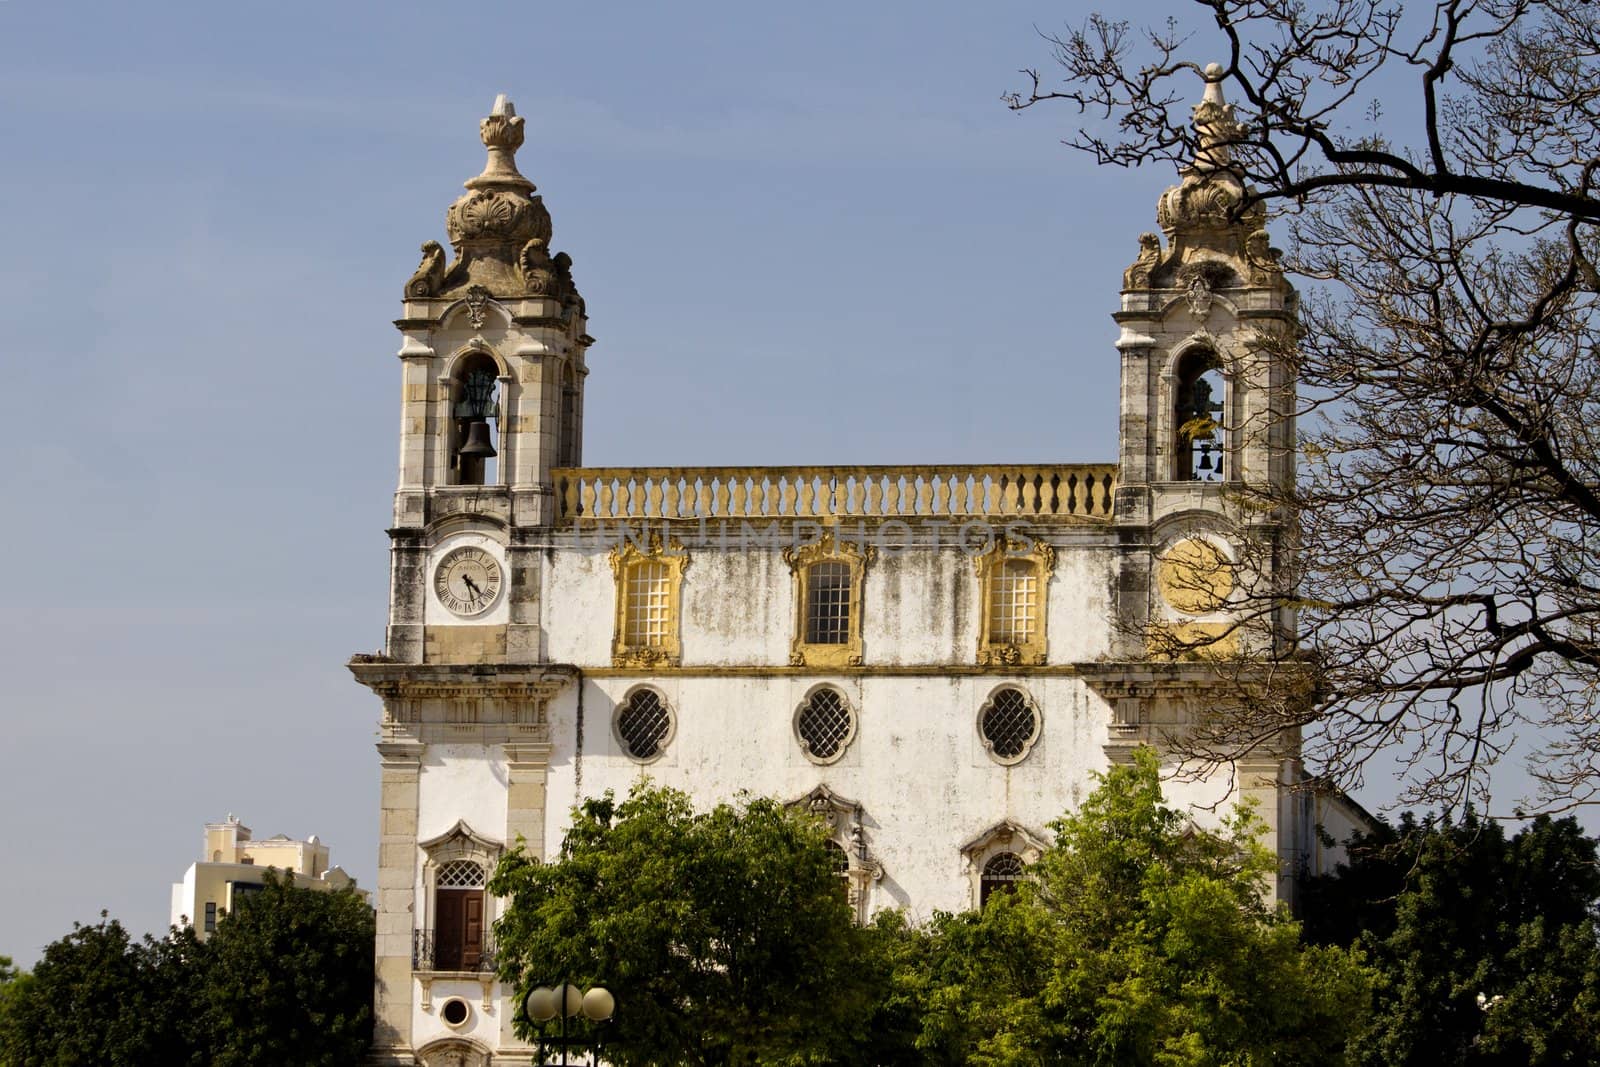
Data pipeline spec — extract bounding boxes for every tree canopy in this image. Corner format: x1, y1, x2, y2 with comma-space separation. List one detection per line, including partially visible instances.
490, 785, 888, 1066
1303, 811, 1600, 1064
910, 748, 1373, 1064
0, 875, 372, 1067
1012, 0, 1600, 813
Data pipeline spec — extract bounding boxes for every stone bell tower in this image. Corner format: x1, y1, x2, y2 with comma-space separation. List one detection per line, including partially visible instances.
350, 95, 587, 1066
1100, 69, 1304, 893
1109, 65, 1298, 654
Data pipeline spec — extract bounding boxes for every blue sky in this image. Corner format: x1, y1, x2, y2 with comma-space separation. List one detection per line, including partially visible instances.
0, 1, 1497, 964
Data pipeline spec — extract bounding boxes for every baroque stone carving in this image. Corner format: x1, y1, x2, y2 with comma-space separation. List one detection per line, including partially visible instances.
406, 241, 448, 298
1185, 275, 1214, 318
1123, 232, 1162, 290
464, 285, 491, 329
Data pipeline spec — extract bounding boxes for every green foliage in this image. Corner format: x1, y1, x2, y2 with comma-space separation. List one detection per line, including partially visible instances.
490, 784, 897, 1066
0, 877, 373, 1067
1304, 811, 1600, 1065
198, 871, 374, 1067
0, 914, 187, 1067
911, 749, 1374, 1065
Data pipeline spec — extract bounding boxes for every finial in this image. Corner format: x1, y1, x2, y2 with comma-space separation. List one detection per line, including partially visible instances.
1191, 63, 1240, 173
466, 93, 534, 193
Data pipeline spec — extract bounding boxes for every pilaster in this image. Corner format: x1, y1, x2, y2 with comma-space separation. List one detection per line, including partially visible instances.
373, 739, 425, 1056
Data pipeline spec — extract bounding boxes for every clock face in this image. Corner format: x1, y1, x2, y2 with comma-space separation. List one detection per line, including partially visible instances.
433, 546, 503, 617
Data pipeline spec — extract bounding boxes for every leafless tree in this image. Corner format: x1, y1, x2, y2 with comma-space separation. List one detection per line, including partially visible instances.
1011, 0, 1600, 813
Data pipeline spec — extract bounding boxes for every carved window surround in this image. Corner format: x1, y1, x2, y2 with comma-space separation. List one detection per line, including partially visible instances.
416, 821, 504, 987
784, 535, 874, 668
959, 819, 1048, 909
786, 785, 884, 923
974, 537, 1055, 666
609, 532, 689, 668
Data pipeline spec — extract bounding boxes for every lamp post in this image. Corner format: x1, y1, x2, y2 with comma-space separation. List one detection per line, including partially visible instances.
524, 982, 614, 1066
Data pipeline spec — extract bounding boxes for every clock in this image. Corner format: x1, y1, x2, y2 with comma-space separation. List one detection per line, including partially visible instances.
433, 546, 503, 617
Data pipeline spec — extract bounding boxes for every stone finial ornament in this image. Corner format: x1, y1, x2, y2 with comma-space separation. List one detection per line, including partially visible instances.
402, 94, 583, 306
1140, 64, 1288, 296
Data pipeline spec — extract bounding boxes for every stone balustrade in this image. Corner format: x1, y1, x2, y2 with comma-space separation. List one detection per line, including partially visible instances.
552, 464, 1118, 523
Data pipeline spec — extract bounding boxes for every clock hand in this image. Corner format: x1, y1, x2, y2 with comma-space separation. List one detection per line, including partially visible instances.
462, 575, 482, 597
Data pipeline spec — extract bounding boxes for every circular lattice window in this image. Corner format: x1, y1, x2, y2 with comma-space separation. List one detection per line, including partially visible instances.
978, 687, 1041, 764
794, 687, 856, 763
615, 688, 674, 762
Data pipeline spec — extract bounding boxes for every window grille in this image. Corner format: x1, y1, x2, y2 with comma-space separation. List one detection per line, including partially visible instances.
805, 562, 852, 644
797, 688, 854, 760
435, 859, 485, 889
988, 560, 1038, 645
624, 561, 672, 647
980, 688, 1038, 760
617, 689, 672, 760
981, 851, 1025, 906
824, 839, 850, 875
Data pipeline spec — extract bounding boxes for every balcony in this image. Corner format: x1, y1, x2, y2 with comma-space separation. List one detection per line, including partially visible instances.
412, 928, 497, 974
552, 464, 1118, 524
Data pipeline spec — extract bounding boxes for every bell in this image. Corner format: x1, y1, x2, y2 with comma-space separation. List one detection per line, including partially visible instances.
458, 419, 497, 459
1196, 444, 1213, 472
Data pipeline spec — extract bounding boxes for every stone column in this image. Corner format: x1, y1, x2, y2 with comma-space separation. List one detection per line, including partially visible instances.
373, 739, 425, 1057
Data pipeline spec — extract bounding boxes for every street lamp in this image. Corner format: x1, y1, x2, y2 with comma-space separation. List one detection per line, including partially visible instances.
524, 982, 614, 1065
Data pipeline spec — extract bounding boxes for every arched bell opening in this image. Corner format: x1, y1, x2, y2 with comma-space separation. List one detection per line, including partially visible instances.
449, 351, 501, 486
1174, 348, 1226, 482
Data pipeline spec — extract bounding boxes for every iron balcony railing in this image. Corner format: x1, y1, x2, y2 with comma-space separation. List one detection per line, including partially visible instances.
412, 928, 497, 973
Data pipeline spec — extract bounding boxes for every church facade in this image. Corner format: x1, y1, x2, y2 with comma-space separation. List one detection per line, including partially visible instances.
349, 88, 1362, 1066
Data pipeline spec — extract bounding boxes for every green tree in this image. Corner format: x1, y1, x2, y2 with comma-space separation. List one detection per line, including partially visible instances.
915, 749, 1373, 1065
0, 880, 373, 1067
0, 914, 187, 1067
1304, 812, 1600, 1065
490, 785, 900, 1066
196, 871, 374, 1067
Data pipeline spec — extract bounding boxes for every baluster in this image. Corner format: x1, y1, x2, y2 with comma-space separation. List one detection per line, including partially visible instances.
1020, 472, 1039, 515
663, 478, 680, 519
779, 474, 798, 515
730, 476, 747, 516
695, 478, 713, 518
849, 476, 865, 516
933, 474, 951, 516
579, 477, 596, 519
865, 474, 882, 515
913, 476, 930, 515
713, 475, 731, 517
598, 478, 615, 518
646, 477, 663, 518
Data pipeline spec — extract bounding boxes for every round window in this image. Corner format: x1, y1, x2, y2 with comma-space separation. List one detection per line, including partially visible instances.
615, 688, 673, 761
795, 688, 855, 762
440, 997, 471, 1028
978, 688, 1040, 763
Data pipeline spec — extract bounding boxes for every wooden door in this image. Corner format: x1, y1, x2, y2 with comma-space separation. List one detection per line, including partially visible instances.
434, 889, 484, 971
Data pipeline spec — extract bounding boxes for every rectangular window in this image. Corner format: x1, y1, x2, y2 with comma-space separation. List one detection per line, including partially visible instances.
805, 562, 852, 644
988, 561, 1037, 645
203, 901, 216, 934
624, 561, 672, 647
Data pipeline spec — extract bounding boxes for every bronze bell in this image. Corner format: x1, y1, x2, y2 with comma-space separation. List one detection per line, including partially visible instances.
458, 419, 497, 459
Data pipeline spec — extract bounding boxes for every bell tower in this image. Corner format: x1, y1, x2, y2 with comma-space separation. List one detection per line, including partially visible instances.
386, 93, 592, 666
351, 96, 586, 1066
1109, 66, 1297, 654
